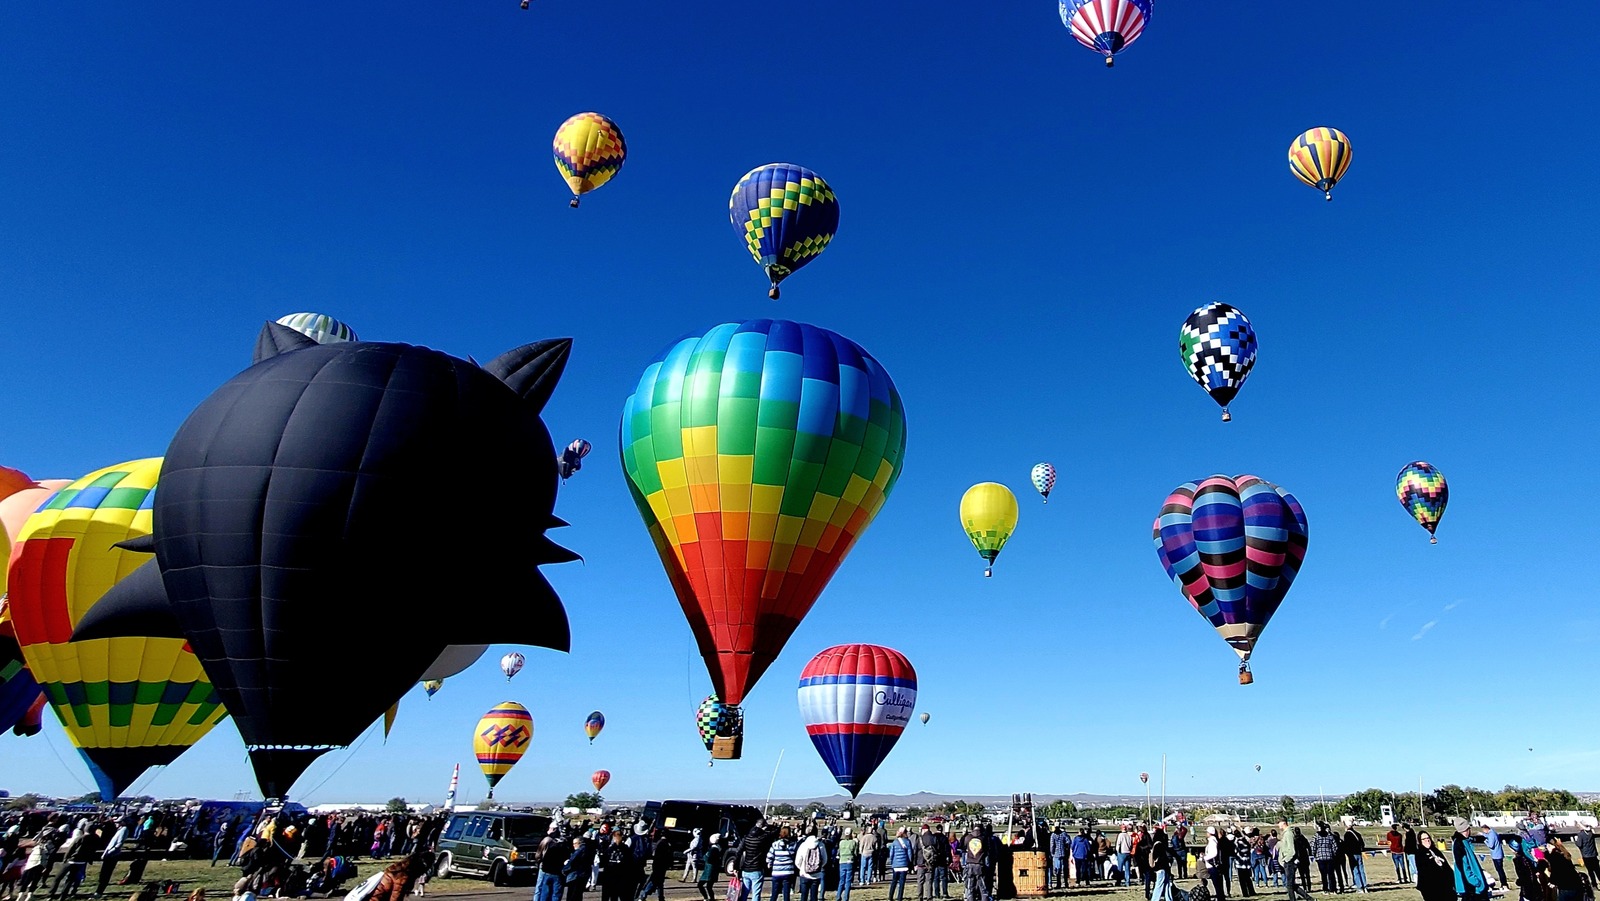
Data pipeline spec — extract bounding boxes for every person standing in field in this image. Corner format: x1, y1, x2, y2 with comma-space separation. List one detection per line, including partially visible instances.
1231, 830, 1255, 898
1146, 826, 1172, 901
695, 835, 721, 901
1173, 828, 1190, 881
835, 830, 857, 901
1115, 826, 1134, 888
1572, 825, 1599, 889
1071, 831, 1092, 886
958, 829, 988, 901
1385, 825, 1407, 883
1340, 823, 1367, 893
795, 828, 827, 901
857, 829, 879, 887
1413, 832, 1455, 901
1480, 826, 1507, 891
1449, 819, 1489, 901
1402, 824, 1418, 884
1048, 828, 1067, 891
1203, 827, 1224, 900
1275, 822, 1309, 901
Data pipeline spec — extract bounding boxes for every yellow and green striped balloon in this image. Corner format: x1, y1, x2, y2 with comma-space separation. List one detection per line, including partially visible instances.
7, 459, 227, 798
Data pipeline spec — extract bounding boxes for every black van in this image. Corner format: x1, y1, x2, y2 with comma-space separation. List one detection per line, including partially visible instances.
434, 810, 553, 886
637, 801, 762, 861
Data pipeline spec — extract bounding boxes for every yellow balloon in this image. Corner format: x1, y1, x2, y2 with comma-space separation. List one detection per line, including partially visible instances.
552, 113, 627, 207
959, 483, 1018, 578
7, 458, 227, 798
473, 701, 533, 798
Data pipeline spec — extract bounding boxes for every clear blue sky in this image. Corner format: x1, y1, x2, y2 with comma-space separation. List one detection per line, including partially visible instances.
3, 2, 1598, 806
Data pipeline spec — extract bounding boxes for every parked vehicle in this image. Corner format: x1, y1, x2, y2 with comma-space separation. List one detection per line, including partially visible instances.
434, 810, 552, 886
637, 800, 761, 860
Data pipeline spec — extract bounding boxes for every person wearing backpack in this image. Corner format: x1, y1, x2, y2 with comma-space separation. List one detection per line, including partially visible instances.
795, 830, 827, 901
915, 825, 945, 901
1341, 825, 1367, 893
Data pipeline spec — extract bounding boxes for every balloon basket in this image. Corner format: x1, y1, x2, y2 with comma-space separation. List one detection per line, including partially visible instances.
519, 0, 528, 7
570, 198, 580, 208
768, 286, 780, 300
1430, 536, 1438, 545
711, 734, 742, 760
983, 567, 993, 578
1104, 56, 1115, 68
1221, 409, 1232, 422
1238, 667, 1254, 685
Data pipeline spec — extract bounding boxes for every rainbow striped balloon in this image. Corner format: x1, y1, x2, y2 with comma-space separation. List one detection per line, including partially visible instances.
1396, 461, 1448, 543
473, 701, 533, 798
1152, 474, 1308, 682
7, 459, 226, 797
797, 644, 917, 798
621, 320, 907, 707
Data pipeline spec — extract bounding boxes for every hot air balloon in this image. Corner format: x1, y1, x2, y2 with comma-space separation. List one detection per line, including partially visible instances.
1152, 474, 1309, 684
559, 439, 593, 482
72, 323, 578, 799
1030, 463, 1057, 504
8, 459, 227, 798
1139, 772, 1149, 784
584, 710, 605, 743
621, 320, 907, 759
423, 679, 444, 698
501, 652, 526, 681
275, 312, 358, 345
474, 702, 533, 799
960, 483, 1018, 578
729, 165, 840, 299
1180, 303, 1257, 422
591, 769, 610, 792
696, 695, 726, 755
553, 113, 626, 208
1254, 764, 1262, 772
1058, 0, 1151, 67
919, 712, 930, 725
1289, 128, 1352, 201
1396, 462, 1448, 543
0, 479, 72, 542
798, 644, 917, 798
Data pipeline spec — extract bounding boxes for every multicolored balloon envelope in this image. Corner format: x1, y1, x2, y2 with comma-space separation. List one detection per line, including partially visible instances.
729, 165, 840, 299
584, 710, 605, 743
696, 694, 726, 751
960, 483, 1018, 577
422, 679, 444, 698
1179, 302, 1257, 421
797, 644, 917, 798
559, 439, 593, 481
1058, 0, 1151, 67
1396, 461, 1448, 543
1152, 474, 1308, 683
591, 769, 610, 791
274, 312, 357, 345
553, 113, 626, 208
7, 459, 227, 797
621, 320, 907, 714
1030, 463, 1057, 503
1289, 127, 1352, 201
474, 701, 533, 798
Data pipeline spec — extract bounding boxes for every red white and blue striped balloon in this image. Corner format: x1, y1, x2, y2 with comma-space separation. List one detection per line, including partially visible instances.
797, 644, 917, 798
1058, 0, 1152, 66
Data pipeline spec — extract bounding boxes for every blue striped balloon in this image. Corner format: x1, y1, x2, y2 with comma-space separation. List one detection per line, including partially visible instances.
798, 644, 916, 798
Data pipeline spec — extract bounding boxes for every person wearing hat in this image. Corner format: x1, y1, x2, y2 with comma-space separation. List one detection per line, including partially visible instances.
1450, 818, 1488, 901
534, 824, 568, 901
695, 835, 723, 901
1572, 824, 1598, 888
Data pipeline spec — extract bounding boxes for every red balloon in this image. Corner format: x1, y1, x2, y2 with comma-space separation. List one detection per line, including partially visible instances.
591, 769, 610, 791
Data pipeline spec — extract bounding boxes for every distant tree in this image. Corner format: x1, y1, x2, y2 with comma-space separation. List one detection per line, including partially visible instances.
1430, 785, 1468, 820
1278, 796, 1297, 821
4, 793, 43, 811
804, 802, 831, 819
769, 803, 798, 817
1040, 800, 1078, 820
1336, 789, 1395, 821
566, 792, 603, 811
387, 797, 409, 814
1498, 786, 1578, 813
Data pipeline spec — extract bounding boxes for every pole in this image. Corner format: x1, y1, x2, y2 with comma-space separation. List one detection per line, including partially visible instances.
1319, 786, 1326, 823
763, 748, 785, 816
1161, 754, 1167, 825
1146, 784, 1151, 825
1419, 776, 1425, 826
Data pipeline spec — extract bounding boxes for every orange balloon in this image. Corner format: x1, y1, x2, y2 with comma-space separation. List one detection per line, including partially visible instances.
1, 480, 71, 541
591, 769, 610, 792
0, 467, 33, 500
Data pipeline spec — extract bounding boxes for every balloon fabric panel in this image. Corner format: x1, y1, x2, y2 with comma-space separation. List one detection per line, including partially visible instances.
1151, 475, 1307, 662
696, 695, 724, 750
274, 313, 357, 344
0, 601, 45, 736
797, 644, 916, 798
621, 320, 906, 706
1179, 303, 1257, 411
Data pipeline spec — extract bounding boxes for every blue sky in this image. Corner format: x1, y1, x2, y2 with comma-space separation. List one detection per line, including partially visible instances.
3, 2, 1598, 806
